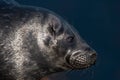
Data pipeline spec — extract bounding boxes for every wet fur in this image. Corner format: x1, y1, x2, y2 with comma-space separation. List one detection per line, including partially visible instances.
0, 5, 68, 80
0, 2, 97, 80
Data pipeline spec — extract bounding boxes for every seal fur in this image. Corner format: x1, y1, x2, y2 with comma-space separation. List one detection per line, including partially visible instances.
0, 0, 97, 80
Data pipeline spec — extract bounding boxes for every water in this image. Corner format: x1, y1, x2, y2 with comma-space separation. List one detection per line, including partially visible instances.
1, 0, 120, 80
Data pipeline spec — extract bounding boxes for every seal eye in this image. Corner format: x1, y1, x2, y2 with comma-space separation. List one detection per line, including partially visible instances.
66, 36, 74, 43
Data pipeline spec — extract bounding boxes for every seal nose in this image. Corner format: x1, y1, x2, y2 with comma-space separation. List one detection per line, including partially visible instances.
90, 53, 96, 59
89, 52, 97, 65
84, 47, 97, 64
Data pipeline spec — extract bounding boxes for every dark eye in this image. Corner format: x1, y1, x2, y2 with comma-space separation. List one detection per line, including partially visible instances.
66, 36, 74, 43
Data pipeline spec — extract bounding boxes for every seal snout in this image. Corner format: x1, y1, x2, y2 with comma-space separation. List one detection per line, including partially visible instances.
89, 52, 97, 65
65, 49, 97, 69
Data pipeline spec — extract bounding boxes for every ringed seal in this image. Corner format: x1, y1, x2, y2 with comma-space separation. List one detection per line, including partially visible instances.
0, 0, 97, 80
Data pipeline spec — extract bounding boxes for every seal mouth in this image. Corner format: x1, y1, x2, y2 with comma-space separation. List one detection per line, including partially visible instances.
65, 50, 97, 69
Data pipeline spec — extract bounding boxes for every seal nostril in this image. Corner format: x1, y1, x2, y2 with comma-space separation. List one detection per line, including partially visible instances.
90, 53, 97, 61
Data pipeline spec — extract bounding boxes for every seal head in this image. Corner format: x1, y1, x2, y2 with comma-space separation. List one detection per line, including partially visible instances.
0, 0, 97, 80
37, 13, 97, 70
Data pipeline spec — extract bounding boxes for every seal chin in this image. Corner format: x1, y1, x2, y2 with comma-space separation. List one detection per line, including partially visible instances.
65, 50, 97, 69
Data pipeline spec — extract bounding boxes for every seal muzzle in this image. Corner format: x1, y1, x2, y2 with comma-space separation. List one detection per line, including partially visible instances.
65, 50, 96, 69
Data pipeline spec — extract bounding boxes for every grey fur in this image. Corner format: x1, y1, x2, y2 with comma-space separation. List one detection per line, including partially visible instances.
0, 1, 97, 80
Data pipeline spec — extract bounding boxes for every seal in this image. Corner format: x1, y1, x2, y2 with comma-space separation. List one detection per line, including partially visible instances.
0, 0, 97, 80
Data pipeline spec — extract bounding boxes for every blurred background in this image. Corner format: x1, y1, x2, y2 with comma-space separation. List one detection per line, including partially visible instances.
10, 0, 120, 80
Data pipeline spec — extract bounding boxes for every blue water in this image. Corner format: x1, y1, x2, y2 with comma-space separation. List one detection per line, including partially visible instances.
6, 0, 120, 80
